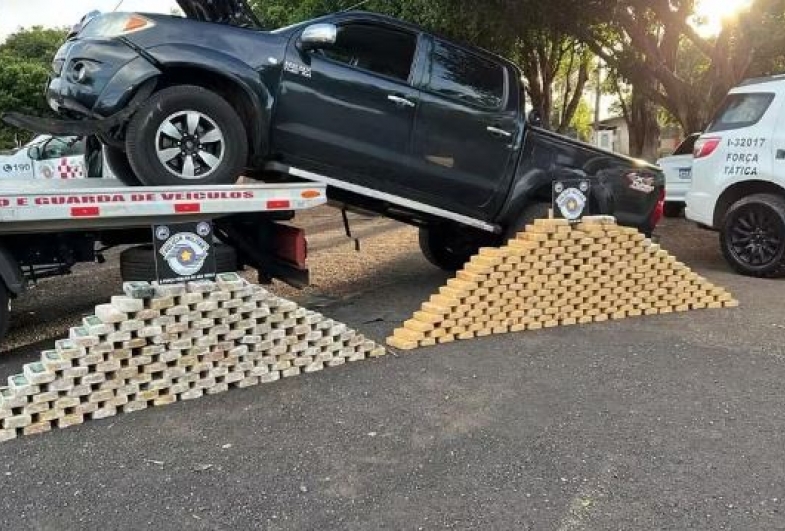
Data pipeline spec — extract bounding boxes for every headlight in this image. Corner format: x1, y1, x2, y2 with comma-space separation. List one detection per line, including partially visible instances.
79, 13, 155, 39
52, 58, 65, 76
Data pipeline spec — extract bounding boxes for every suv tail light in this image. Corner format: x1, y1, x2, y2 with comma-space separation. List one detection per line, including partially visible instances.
694, 137, 721, 159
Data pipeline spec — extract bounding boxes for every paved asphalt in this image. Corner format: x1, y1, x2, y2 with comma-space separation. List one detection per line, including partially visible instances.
0, 217, 784, 530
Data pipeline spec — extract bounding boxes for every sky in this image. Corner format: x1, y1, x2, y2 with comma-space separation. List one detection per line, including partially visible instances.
0, 0, 178, 42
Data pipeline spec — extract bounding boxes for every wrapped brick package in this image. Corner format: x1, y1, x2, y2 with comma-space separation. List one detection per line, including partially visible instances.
0, 273, 386, 442
389, 216, 738, 350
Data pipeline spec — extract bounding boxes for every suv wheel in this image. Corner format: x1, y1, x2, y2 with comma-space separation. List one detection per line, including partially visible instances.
663, 202, 684, 218
125, 85, 248, 186
720, 193, 785, 278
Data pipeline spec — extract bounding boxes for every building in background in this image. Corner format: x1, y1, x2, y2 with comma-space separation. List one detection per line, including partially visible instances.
592, 118, 686, 158
592, 116, 630, 155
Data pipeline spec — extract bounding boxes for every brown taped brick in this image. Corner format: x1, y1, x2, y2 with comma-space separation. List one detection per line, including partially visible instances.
404, 320, 434, 333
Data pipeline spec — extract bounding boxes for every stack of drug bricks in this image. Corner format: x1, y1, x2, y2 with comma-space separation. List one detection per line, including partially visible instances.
0, 273, 385, 442
389, 216, 738, 350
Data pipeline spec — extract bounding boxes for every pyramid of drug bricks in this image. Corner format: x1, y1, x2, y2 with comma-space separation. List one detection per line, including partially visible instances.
388, 216, 738, 350
0, 273, 385, 442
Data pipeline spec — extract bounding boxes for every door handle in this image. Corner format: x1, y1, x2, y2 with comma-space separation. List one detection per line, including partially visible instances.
388, 95, 416, 108
487, 126, 513, 138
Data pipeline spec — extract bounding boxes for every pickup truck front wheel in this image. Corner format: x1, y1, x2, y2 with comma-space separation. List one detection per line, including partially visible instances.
126, 85, 248, 187
419, 226, 484, 272
103, 145, 142, 186
720, 194, 785, 278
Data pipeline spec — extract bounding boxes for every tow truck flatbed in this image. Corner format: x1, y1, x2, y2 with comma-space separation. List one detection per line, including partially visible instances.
0, 179, 328, 340
0, 180, 326, 234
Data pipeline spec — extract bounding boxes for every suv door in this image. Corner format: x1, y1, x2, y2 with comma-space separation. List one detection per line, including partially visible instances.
409, 38, 520, 218
273, 20, 421, 191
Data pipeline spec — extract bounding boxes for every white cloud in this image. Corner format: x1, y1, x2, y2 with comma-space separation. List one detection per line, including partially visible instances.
0, 0, 179, 42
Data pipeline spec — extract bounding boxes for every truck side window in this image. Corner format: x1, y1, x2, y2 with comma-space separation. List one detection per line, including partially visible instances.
428, 41, 505, 109
318, 23, 417, 83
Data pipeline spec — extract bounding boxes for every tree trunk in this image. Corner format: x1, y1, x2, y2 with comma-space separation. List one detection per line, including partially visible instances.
627, 86, 660, 162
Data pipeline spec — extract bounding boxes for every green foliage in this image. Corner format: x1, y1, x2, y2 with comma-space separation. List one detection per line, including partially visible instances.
746, 0, 785, 76
251, 0, 593, 130
250, 0, 518, 55
0, 27, 68, 149
569, 98, 593, 142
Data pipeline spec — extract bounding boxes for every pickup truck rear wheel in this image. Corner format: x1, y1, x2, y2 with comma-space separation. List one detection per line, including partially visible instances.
720, 194, 785, 278
505, 202, 550, 241
419, 226, 483, 272
120, 244, 238, 282
103, 145, 142, 186
126, 85, 248, 187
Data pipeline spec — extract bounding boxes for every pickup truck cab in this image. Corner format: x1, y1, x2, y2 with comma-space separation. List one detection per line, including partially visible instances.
4, 1, 664, 269
687, 76, 785, 277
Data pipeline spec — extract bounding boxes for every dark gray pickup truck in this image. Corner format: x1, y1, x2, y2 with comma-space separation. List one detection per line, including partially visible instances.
4, 1, 665, 270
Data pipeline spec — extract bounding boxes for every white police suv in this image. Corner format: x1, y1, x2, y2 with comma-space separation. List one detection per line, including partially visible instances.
686, 75, 785, 277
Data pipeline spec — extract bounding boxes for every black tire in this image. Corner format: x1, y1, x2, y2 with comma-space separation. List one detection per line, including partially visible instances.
419, 226, 486, 272
104, 145, 142, 186
720, 193, 785, 278
504, 201, 551, 241
663, 202, 684, 218
120, 244, 238, 282
125, 85, 248, 186
0, 284, 9, 343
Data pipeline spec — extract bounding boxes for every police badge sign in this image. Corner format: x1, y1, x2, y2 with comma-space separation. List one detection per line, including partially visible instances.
552, 179, 591, 222
152, 221, 217, 284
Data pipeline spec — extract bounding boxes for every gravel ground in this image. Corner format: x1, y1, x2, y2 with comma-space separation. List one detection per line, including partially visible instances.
1, 213, 785, 530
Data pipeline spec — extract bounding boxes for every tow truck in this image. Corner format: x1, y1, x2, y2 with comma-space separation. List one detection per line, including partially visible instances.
0, 178, 327, 341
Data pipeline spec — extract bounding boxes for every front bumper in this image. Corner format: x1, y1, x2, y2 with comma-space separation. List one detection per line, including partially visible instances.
2, 79, 156, 136
2, 37, 159, 136
685, 191, 715, 228
664, 180, 690, 204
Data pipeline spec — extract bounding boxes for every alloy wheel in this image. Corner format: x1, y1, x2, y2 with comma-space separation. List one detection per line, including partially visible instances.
155, 110, 225, 179
728, 205, 784, 267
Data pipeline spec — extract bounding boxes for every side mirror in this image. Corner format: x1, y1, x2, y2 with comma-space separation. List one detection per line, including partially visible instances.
527, 110, 543, 127
299, 23, 338, 51
27, 146, 42, 161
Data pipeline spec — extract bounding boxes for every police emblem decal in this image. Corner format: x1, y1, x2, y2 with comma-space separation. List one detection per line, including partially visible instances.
552, 179, 591, 222
159, 232, 211, 277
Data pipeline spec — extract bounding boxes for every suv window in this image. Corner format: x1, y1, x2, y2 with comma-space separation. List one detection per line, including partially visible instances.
42, 137, 84, 159
318, 23, 417, 83
706, 93, 774, 133
672, 134, 699, 156
428, 41, 505, 109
